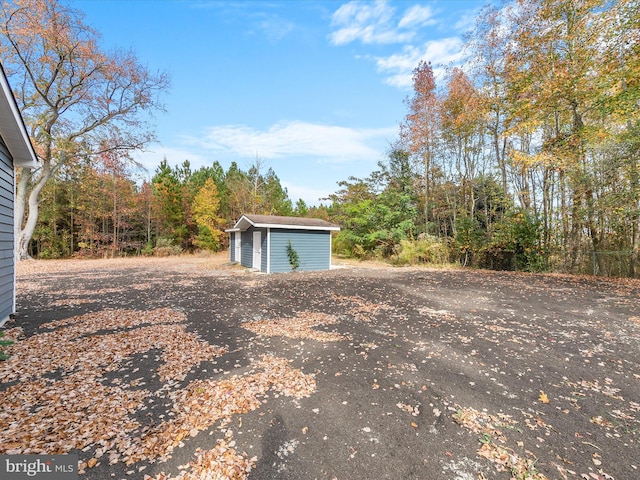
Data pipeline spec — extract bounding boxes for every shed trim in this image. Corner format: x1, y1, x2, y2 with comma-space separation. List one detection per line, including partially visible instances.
227, 214, 340, 233
266, 227, 271, 273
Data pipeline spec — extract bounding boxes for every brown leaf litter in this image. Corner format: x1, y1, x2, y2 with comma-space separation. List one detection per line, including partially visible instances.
1, 306, 315, 480
242, 312, 346, 342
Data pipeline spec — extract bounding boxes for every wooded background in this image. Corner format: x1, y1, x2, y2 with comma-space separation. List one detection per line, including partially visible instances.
2, 0, 639, 277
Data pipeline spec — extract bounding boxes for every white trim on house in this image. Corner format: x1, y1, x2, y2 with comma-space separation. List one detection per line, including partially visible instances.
0, 65, 38, 168
0, 64, 38, 327
12, 176, 16, 319
266, 227, 271, 273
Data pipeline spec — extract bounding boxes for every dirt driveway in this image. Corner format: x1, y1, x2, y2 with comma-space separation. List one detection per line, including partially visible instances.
2, 255, 639, 480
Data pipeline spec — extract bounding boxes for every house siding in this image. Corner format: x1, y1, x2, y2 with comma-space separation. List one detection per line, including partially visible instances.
269, 229, 330, 273
240, 226, 267, 270
229, 232, 236, 262
240, 230, 252, 268
261, 231, 268, 272
0, 138, 14, 322
228, 215, 338, 273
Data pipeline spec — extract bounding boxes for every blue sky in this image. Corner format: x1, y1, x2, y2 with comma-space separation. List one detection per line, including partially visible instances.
77, 0, 490, 205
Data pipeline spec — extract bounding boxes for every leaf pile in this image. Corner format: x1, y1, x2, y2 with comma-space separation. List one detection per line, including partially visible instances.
331, 294, 392, 322
0, 304, 318, 479
145, 438, 256, 480
242, 312, 345, 342
0, 308, 225, 456
124, 355, 316, 464
453, 405, 548, 480
2, 370, 149, 455
0, 308, 225, 384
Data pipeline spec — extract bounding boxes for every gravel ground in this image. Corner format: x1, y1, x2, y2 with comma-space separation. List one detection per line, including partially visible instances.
2, 254, 639, 480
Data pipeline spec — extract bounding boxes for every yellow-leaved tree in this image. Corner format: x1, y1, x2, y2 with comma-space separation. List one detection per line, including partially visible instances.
191, 178, 224, 251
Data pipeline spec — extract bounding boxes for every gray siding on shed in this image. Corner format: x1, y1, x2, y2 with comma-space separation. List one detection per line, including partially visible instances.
229, 215, 337, 273
240, 227, 267, 270
0, 138, 14, 321
229, 232, 237, 262
240, 230, 252, 268
270, 229, 331, 273
260, 232, 268, 273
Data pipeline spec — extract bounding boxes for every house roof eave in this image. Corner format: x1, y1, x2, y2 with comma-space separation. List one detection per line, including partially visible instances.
253, 223, 340, 231
231, 213, 340, 232
0, 64, 38, 169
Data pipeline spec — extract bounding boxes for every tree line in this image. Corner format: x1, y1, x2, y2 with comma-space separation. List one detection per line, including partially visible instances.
329, 0, 640, 277
3, 0, 639, 277
33, 156, 315, 258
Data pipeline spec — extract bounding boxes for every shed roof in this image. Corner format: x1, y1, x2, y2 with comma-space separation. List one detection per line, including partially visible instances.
227, 214, 340, 232
0, 63, 38, 168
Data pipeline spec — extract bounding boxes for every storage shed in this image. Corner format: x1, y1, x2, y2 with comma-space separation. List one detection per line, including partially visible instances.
0, 64, 38, 326
226, 214, 340, 273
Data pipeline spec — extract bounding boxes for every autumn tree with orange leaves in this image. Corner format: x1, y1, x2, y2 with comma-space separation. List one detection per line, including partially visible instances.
332, 0, 640, 275
0, 0, 169, 259
401, 60, 439, 229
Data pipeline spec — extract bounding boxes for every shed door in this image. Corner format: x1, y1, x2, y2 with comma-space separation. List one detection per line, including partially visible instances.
252, 231, 262, 269
234, 233, 241, 262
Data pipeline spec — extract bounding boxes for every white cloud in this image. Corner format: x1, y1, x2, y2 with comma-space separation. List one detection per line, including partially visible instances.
375, 37, 464, 88
329, 0, 414, 45
281, 180, 332, 205
398, 5, 436, 29
253, 13, 295, 42
193, 121, 395, 164
328, 2, 471, 90
131, 146, 209, 178
453, 9, 481, 33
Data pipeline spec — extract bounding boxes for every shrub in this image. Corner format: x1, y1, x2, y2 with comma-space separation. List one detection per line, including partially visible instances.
153, 238, 183, 257
333, 231, 368, 259
481, 210, 546, 272
0, 330, 14, 361
141, 242, 155, 256
286, 240, 300, 271
393, 234, 450, 266
193, 225, 221, 252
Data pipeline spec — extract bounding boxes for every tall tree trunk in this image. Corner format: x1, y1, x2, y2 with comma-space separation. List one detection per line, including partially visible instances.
424, 150, 431, 231
493, 126, 508, 197
112, 173, 118, 257
569, 188, 582, 272
14, 167, 31, 261
16, 164, 53, 260
631, 219, 639, 278
585, 186, 605, 275
629, 152, 640, 277
542, 167, 552, 260
557, 171, 568, 269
